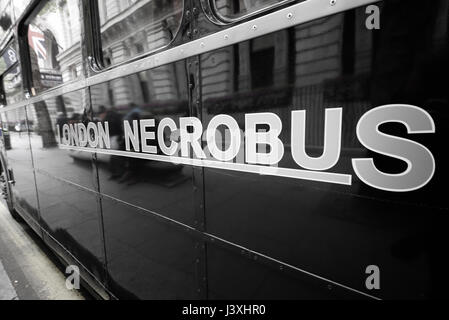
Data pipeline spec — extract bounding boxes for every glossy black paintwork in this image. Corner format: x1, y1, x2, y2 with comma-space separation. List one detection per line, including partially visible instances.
90, 62, 196, 227
198, 0, 448, 299
23, 90, 106, 282
2, 108, 40, 221
101, 197, 198, 299
0, 0, 447, 300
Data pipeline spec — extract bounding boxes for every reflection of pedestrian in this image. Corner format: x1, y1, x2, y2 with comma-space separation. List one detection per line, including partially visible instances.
14, 122, 22, 137
98, 105, 125, 179
118, 103, 145, 185
56, 112, 67, 138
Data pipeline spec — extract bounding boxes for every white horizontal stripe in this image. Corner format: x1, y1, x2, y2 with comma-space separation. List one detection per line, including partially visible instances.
60, 145, 352, 185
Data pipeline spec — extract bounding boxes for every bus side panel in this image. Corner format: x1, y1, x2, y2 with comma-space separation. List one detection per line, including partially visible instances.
27, 91, 107, 284
100, 197, 198, 299
2, 107, 40, 229
198, 2, 448, 299
206, 242, 362, 300
90, 61, 200, 299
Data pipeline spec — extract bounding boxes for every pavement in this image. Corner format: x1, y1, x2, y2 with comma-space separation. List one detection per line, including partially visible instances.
0, 200, 88, 300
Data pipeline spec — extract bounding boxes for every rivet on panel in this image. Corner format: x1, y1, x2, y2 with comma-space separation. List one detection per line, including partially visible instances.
287, 13, 293, 19
224, 34, 229, 40
330, 0, 337, 6
251, 25, 257, 31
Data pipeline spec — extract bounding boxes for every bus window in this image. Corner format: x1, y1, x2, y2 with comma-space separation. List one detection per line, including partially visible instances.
26, 0, 82, 95
95, 0, 183, 67
213, 0, 296, 21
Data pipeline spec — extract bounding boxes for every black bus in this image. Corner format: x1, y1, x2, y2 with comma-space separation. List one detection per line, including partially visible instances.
0, 0, 448, 299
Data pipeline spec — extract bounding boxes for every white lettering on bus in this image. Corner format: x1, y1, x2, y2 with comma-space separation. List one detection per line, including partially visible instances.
56, 105, 436, 192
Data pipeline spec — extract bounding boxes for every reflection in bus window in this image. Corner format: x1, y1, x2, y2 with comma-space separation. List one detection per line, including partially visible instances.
13, 0, 32, 20
27, 0, 82, 95
97, 0, 183, 67
2, 65, 22, 105
214, 0, 294, 20
0, 0, 13, 41
0, 42, 18, 75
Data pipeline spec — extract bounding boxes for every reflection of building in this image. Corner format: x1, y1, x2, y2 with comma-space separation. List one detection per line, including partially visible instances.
203, 1, 448, 150
29, 0, 82, 88
215, 0, 285, 19
91, 0, 183, 109
56, 0, 83, 83
26, 0, 83, 131
201, 6, 376, 148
